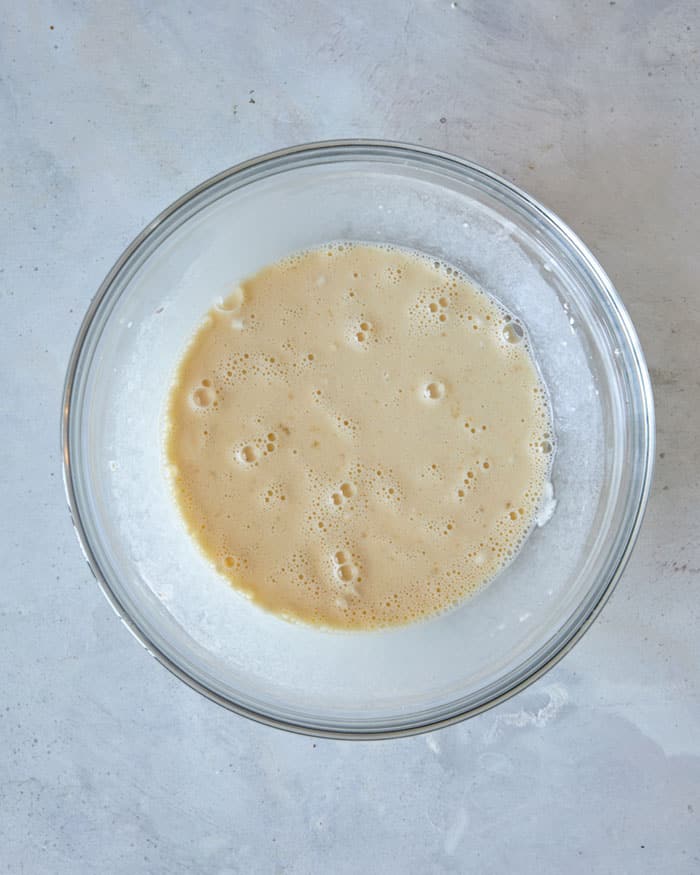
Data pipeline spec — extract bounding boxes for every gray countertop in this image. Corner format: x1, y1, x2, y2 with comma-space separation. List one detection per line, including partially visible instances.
2, 1, 699, 872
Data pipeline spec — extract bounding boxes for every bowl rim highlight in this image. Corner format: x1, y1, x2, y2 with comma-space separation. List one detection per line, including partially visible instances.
61, 139, 655, 739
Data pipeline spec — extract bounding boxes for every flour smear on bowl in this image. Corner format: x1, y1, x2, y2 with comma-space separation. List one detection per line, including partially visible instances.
165, 243, 555, 629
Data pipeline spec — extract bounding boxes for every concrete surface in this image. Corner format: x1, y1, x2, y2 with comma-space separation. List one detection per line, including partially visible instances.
2, 1, 699, 872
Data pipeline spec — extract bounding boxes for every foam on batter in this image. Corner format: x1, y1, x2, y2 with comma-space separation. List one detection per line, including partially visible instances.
165, 243, 554, 629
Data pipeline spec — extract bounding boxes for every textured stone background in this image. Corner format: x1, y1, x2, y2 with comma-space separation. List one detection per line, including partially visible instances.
2, 1, 699, 872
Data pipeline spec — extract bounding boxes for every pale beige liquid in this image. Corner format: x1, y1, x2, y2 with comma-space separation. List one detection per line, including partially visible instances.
166, 243, 553, 630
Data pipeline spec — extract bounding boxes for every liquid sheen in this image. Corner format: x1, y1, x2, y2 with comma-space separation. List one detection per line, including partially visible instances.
166, 243, 554, 629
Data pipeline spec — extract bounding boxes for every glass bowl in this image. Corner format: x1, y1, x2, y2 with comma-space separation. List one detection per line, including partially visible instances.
62, 141, 654, 738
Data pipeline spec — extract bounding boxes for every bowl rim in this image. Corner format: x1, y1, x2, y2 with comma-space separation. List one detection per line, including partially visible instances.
61, 138, 655, 740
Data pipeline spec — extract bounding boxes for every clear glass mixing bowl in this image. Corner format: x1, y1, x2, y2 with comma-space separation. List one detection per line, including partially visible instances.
62, 141, 654, 738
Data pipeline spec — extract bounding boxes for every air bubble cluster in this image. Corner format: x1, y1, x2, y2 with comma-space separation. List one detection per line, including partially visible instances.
332, 549, 361, 588
331, 480, 357, 507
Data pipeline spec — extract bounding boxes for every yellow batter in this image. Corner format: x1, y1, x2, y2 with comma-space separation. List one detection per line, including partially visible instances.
166, 243, 553, 629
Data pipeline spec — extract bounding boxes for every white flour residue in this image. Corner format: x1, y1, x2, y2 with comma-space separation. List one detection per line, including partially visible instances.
444, 808, 468, 856
483, 683, 569, 743
425, 733, 441, 754
535, 480, 557, 527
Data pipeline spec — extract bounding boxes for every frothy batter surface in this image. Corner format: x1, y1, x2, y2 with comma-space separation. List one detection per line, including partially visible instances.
166, 243, 553, 629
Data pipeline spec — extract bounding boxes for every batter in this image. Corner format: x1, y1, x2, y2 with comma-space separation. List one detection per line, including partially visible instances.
166, 243, 554, 629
